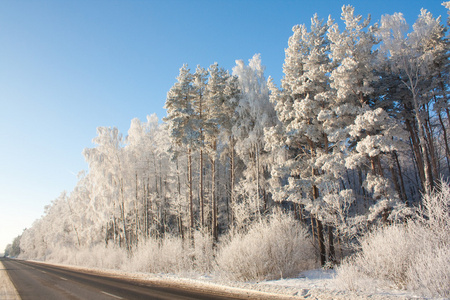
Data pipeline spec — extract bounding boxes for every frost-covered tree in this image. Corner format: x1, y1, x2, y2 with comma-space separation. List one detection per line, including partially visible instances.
164, 65, 198, 232
192, 66, 209, 228
326, 5, 379, 175
68, 172, 105, 246
83, 126, 130, 249
418, 7, 450, 180
5, 235, 22, 257
231, 54, 276, 230
125, 115, 175, 242
204, 63, 238, 240
378, 9, 446, 194
327, 6, 410, 223
266, 14, 334, 266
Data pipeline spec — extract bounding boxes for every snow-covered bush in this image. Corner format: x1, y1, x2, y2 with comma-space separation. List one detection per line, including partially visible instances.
192, 230, 215, 272
406, 232, 450, 297
78, 244, 127, 270
216, 213, 315, 281
338, 224, 415, 288
128, 236, 189, 273
405, 182, 450, 297
334, 258, 378, 292
335, 182, 450, 298
127, 231, 215, 274
34, 232, 216, 275
44, 244, 127, 270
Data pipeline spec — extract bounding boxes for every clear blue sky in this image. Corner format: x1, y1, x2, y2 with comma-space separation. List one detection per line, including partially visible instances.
0, 0, 446, 252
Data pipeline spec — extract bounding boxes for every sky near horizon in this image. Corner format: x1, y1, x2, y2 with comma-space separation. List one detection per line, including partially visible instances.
0, 0, 447, 252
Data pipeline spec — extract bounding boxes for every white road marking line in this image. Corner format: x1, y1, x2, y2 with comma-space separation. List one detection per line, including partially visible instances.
59, 277, 68, 281
41, 271, 47, 273
100, 291, 123, 299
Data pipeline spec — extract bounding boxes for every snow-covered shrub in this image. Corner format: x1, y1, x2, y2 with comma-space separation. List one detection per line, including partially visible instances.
46, 246, 71, 264
127, 231, 215, 274
334, 258, 376, 292
128, 236, 189, 273
128, 239, 160, 272
335, 182, 450, 298
346, 224, 414, 288
192, 230, 215, 272
406, 235, 450, 297
75, 244, 126, 269
42, 244, 127, 270
216, 213, 315, 281
405, 182, 450, 297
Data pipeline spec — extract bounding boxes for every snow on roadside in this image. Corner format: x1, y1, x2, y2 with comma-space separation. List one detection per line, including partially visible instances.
139, 269, 430, 299
256, 269, 427, 300
0, 261, 20, 300
24, 260, 429, 299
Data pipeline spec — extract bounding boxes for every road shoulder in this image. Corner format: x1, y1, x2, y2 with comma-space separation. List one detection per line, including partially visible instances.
0, 260, 21, 300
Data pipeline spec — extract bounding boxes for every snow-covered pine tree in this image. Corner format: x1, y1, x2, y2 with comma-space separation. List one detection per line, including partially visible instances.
204, 63, 235, 240
164, 65, 198, 233
327, 5, 406, 224
266, 14, 333, 266
193, 66, 209, 228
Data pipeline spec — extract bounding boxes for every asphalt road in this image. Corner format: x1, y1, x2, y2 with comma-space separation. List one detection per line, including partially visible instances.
1, 258, 244, 300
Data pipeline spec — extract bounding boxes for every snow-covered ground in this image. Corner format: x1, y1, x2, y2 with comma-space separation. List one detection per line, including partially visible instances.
255, 269, 429, 300
27, 260, 431, 299
173, 269, 428, 300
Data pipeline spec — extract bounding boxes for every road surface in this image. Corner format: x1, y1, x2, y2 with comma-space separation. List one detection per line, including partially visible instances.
1, 258, 245, 300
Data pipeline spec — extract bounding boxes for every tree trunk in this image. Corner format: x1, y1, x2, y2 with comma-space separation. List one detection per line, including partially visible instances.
438, 112, 450, 173
146, 179, 151, 237
424, 145, 434, 191
424, 114, 439, 180
313, 184, 326, 267
120, 179, 130, 252
316, 217, 326, 267
255, 143, 261, 219
135, 172, 139, 246
446, 107, 450, 129
389, 161, 403, 202
328, 225, 336, 265
200, 149, 204, 227
406, 119, 426, 191
358, 168, 368, 209
229, 136, 235, 227
308, 137, 326, 267
411, 87, 433, 194
211, 140, 218, 241
393, 151, 408, 206
176, 159, 184, 239
113, 217, 117, 245
370, 155, 383, 177
188, 147, 194, 233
